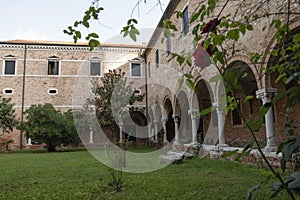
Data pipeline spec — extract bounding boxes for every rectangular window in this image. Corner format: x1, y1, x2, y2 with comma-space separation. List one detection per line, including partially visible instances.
48, 60, 59, 75
147, 62, 151, 78
90, 61, 101, 76
232, 99, 242, 125
131, 63, 141, 77
166, 34, 171, 56
4, 60, 16, 75
182, 6, 189, 35
155, 49, 159, 69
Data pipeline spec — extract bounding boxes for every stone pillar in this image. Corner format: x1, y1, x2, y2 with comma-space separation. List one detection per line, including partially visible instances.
153, 120, 158, 141
89, 127, 94, 144
256, 88, 277, 151
188, 109, 199, 146
213, 102, 227, 146
161, 118, 167, 143
119, 122, 123, 143
27, 138, 32, 145
148, 122, 152, 141
172, 114, 180, 144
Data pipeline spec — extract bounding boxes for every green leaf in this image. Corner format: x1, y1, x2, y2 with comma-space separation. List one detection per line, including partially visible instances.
246, 24, 253, 31
89, 33, 99, 38
258, 103, 272, 118
277, 136, 300, 172
250, 118, 264, 132
200, 106, 215, 116
227, 29, 240, 41
244, 95, 253, 102
186, 79, 195, 90
190, 11, 201, 24
184, 74, 193, 79
210, 73, 223, 83
240, 24, 246, 35
178, 76, 184, 91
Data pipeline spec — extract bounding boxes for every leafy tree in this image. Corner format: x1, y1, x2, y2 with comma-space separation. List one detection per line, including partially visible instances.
91, 69, 143, 128
0, 97, 18, 135
22, 103, 80, 152
60, 110, 81, 147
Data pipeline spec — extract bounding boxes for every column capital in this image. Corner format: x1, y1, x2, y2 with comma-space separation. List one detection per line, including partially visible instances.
212, 102, 220, 107
153, 120, 159, 124
161, 118, 167, 122
188, 109, 199, 115
172, 114, 180, 122
256, 88, 277, 99
213, 102, 225, 112
172, 114, 179, 119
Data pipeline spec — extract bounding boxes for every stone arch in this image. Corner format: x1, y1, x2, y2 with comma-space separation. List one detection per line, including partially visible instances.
226, 55, 262, 90
175, 90, 191, 143
127, 110, 147, 143
267, 26, 300, 143
224, 60, 259, 147
194, 79, 216, 144
262, 17, 300, 88
163, 97, 175, 142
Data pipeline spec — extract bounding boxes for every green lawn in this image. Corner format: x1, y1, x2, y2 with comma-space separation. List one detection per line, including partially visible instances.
0, 149, 292, 200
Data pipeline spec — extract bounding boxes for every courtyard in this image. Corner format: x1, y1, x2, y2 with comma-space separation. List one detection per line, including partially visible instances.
0, 148, 291, 200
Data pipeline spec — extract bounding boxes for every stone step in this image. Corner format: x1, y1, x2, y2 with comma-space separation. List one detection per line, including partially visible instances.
158, 151, 194, 164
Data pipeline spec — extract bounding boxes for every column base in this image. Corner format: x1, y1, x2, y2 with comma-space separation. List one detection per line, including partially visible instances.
190, 141, 199, 147
218, 143, 229, 148
263, 145, 277, 152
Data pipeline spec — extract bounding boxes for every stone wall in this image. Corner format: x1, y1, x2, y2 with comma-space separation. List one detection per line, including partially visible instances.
0, 41, 144, 148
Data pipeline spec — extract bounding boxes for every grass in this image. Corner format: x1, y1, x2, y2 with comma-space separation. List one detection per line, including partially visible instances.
0, 148, 293, 200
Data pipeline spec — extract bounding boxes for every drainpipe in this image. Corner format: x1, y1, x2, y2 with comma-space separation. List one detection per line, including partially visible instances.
142, 48, 149, 143
20, 44, 27, 149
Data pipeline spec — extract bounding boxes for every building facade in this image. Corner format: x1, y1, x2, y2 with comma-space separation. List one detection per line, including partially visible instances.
1, 0, 300, 151
144, 0, 300, 151
0, 40, 145, 148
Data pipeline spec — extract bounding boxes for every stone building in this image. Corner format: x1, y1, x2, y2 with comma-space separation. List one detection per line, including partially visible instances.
0, 40, 145, 148
144, 0, 300, 152
1, 0, 300, 152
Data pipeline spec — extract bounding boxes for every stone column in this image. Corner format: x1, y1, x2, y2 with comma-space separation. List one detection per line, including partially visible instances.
89, 127, 94, 144
153, 120, 158, 141
213, 102, 226, 146
161, 118, 167, 143
172, 114, 180, 144
188, 109, 199, 146
27, 138, 32, 145
148, 122, 152, 141
119, 122, 123, 143
256, 88, 277, 151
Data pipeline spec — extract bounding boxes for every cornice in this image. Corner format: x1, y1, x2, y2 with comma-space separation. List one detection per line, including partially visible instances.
0, 44, 142, 53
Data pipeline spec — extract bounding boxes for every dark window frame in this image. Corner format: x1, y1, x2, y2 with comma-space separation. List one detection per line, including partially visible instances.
232, 98, 242, 125
3, 56, 17, 75
47, 57, 60, 76
182, 6, 189, 36
131, 62, 142, 77
90, 59, 102, 76
155, 49, 159, 69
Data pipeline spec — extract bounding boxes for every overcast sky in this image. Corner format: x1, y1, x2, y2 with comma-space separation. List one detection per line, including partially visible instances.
0, 0, 170, 44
